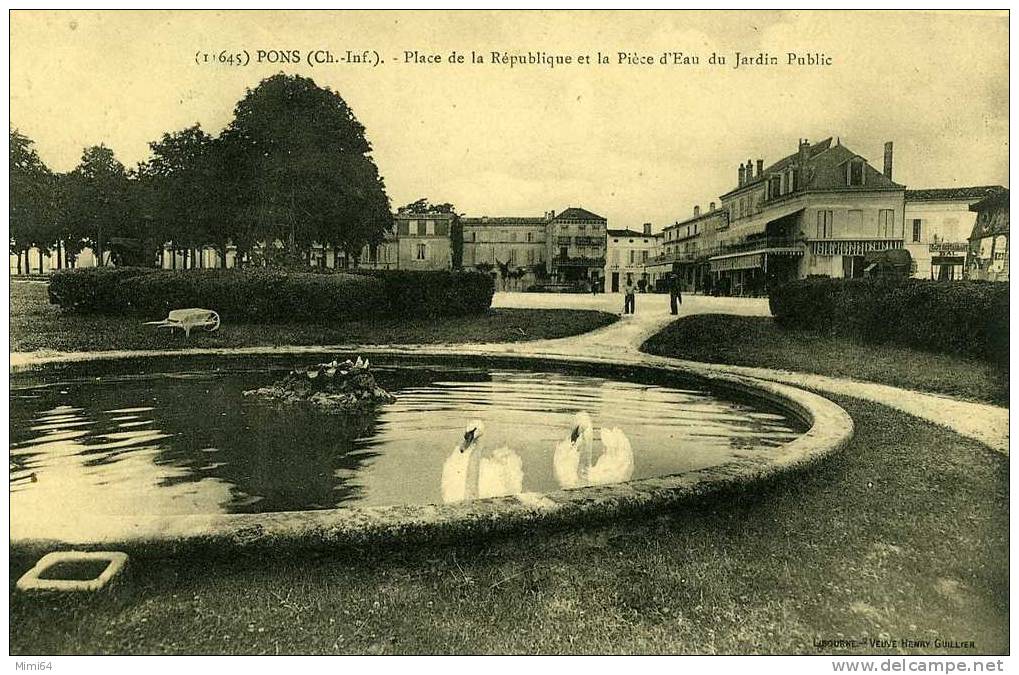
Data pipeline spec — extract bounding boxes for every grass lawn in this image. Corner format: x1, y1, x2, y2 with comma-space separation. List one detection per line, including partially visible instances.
642, 314, 1008, 407
9, 281, 617, 353
9, 396, 1007, 655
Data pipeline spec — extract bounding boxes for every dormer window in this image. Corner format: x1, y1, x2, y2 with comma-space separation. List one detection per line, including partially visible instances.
768, 175, 782, 199
847, 159, 865, 186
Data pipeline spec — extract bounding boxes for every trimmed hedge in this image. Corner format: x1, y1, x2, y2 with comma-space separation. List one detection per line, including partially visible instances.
48, 267, 155, 312
118, 269, 388, 323
348, 269, 495, 317
769, 278, 1008, 366
47, 267, 494, 323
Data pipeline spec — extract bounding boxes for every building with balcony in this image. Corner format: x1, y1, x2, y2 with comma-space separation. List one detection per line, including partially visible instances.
711, 137, 906, 294
605, 223, 660, 292
904, 186, 1006, 280
647, 203, 728, 292
967, 189, 1009, 282
546, 207, 607, 289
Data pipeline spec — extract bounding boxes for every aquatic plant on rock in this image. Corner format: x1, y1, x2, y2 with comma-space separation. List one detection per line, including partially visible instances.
244, 356, 397, 409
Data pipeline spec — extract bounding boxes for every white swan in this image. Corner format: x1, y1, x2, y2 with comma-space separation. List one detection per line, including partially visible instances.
441, 420, 523, 503
553, 412, 634, 488
553, 412, 594, 489
587, 426, 635, 485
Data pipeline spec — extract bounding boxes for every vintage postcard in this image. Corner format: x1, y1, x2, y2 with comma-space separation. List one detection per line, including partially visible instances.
7, 8, 1009, 665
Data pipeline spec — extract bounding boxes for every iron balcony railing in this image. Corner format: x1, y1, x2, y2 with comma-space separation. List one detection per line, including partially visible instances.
553, 255, 606, 267
713, 235, 804, 256
556, 235, 605, 247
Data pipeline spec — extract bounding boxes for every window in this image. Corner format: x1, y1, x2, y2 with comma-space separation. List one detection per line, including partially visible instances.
878, 210, 896, 238
509, 249, 517, 264
848, 160, 864, 186
768, 175, 782, 199
912, 219, 922, 243
409, 220, 419, 235
641, 250, 649, 263
526, 232, 533, 243
611, 249, 619, 264
527, 249, 535, 264
629, 250, 635, 265
416, 243, 427, 260
425, 220, 435, 235
816, 210, 834, 239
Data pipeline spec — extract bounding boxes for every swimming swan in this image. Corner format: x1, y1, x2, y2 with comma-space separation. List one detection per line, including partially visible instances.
553, 412, 634, 488
441, 420, 523, 503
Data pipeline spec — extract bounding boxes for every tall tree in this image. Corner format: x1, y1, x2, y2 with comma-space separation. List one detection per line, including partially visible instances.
137, 125, 225, 268
224, 73, 392, 266
10, 129, 57, 273
64, 145, 132, 266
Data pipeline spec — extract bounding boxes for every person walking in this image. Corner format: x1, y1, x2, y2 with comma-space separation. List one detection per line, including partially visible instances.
669, 273, 683, 315
623, 276, 636, 315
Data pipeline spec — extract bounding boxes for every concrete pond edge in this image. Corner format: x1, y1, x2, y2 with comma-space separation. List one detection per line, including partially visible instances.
10, 348, 854, 559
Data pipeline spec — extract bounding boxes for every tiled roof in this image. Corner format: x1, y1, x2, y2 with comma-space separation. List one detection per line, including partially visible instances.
606, 229, 648, 238
553, 207, 606, 222
720, 137, 904, 198
461, 217, 547, 225
968, 189, 1009, 238
906, 186, 1006, 202
970, 188, 1009, 212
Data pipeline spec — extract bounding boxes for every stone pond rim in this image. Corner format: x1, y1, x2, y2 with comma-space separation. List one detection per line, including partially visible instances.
9, 349, 854, 558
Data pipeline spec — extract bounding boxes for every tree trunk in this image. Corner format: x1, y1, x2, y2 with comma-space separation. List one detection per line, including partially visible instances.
16, 250, 22, 275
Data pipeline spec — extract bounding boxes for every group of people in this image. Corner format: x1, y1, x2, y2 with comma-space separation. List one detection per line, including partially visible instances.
619, 273, 684, 316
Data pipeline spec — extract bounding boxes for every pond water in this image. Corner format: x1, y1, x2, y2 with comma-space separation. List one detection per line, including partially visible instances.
10, 358, 806, 535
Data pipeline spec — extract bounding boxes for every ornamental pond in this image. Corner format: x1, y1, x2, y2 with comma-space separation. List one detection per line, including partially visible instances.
10, 355, 808, 541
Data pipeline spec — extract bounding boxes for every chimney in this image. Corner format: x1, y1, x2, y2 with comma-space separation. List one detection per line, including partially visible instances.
746, 158, 754, 180
883, 141, 894, 180
693, 205, 701, 217
709, 202, 716, 212
643, 222, 652, 236
756, 159, 764, 177
798, 138, 810, 167
738, 164, 745, 186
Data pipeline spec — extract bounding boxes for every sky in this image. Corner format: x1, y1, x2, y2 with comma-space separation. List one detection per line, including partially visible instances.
9, 10, 1009, 232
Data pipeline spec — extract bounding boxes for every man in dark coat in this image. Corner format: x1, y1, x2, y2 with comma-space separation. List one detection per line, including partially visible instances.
669, 273, 683, 315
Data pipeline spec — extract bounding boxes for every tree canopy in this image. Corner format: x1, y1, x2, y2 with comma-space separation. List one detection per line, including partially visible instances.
223, 73, 393, 264
11, 73, 395, 271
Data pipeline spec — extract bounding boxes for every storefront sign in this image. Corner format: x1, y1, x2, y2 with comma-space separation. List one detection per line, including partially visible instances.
928, 242, 969, 254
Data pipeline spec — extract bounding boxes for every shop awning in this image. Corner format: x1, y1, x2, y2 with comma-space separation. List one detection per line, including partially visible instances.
710, 253, 764, 272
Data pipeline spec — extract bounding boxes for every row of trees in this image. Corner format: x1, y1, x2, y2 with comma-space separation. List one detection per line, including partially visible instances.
10, 73, 394, 273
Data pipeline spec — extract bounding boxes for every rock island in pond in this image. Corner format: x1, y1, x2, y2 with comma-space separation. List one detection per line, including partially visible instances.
244, 356, 397, 409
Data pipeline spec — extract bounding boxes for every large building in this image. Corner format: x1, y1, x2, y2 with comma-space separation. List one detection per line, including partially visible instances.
461, 216, 547, 290
546, 207, 608, 289
904, 186, 1006, 280
648, 203, 728, 292
709, 137, 906, 294
967, 189, 1009, 281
